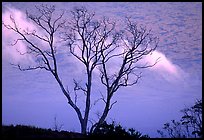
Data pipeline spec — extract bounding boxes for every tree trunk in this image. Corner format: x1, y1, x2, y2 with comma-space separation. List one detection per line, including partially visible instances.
81, 70, 92, 135
91, 98, 111, 133
81, 121, 87, 134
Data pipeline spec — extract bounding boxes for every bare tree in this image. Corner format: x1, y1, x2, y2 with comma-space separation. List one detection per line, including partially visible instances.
3, 5, 159, 135
62, 7, 159, 134
53, 115, 64, 132
3, 4, 85, 134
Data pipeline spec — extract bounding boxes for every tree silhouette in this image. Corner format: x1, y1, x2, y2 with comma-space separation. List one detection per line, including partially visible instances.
157, 99, 202, 138
53, 115, 64, 132
3, 5, 159, 134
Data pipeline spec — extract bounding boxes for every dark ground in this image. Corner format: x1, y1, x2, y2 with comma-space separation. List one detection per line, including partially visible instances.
2, 125, 86, 139
1, 124, 150, 139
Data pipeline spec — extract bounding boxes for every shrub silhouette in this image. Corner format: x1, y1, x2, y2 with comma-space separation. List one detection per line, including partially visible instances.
89, 121, 150, 139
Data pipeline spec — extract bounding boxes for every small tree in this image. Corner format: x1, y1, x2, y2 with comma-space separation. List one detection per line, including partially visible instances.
180, 99, 202, 138
3, 5, 159, 134
157, 99, 202, 138
53, 115, 64, 132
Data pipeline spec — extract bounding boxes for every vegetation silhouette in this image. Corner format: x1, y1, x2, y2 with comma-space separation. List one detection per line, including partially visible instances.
157, 99, 202, 138
2, 123, 149, 139
89, 121, 150, 139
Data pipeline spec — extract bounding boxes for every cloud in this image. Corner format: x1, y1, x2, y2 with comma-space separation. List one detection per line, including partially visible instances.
2, 6, 36, 32
70, 36, 183, 83
62, 30, 184, 84
143, 50, 184, 82
2, 6, 36, 64
2, 5, 53, 65
2, 5, 183, 84
146, 51, 178, 75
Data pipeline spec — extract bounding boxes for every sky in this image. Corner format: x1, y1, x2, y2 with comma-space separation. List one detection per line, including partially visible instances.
2, 2, 202, 138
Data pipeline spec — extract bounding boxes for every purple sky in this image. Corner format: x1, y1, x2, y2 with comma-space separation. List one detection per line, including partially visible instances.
2, 2, 202, 138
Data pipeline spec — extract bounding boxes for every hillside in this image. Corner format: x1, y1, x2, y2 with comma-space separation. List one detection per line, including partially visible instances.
2, 125, 86, 139
2, 123, 150, 139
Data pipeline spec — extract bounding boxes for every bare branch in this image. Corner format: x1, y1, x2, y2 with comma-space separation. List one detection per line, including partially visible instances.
134, 57, 160, 69
109, 100, 117, 110
10, 63, 50, 71
73, 79, 87, 93
23, 29, 50, 43
11, 38, 25, 46
93, 91, 107, 106
74, 90, 78, 105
